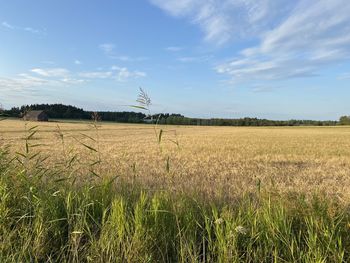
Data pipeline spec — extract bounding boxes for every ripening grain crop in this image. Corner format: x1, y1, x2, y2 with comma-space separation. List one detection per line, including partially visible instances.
1, 119, 350, 262
1, 119, 350, 201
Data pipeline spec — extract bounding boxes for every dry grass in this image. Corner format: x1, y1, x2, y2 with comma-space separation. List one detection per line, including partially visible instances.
1, 118, 350, 262
1, 119, 350, 201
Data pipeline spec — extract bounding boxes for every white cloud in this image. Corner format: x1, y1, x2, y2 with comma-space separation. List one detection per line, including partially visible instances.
0, 74, 49, 91
31, 68, 70, 78
2, 21, 44, 35
152, 0, 350, 83
41, 61, 55, 65
74, 60, 82, 65
1, 63, 146, 97
251, 85, 282, 93
24, 27, 41, 34
177, 55, 212, 63
338, 72, 350, 80
2, 21, 15, 29
0, 70, 87, 93
79, 71, 113, 79
213, 0, 350, 82
111, 66, 147, 81
61, 78, 86, 84
165, 46, 184, 52
79, 66, 146, 81
150, 0, 295, 45
99, 44, 148, 62
111, 55, 149, 62
99, 43, 115, 54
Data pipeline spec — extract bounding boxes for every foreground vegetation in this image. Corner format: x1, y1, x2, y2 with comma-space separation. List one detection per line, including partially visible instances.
1, 120, 350, 262
1, 147, 350, 262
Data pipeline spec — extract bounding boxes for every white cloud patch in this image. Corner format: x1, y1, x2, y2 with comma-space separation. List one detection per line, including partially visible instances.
79, 66, 146, 81
165, 46, 184, 52
152, 0, 350, 84
2, 21, 45, 35
31, 68, 70, 78
177, 55, 212, 63
150, 0, 295, 45
79, 71, 113, 79
99, 43, 148, 62
74, 60, 82, 65
338, 72, 350, 80
2, 21, 15, 29
215, 0, 350, 83
251, 85, 282, 93
99, 43, 116, 54
112, 56, 149, 62
111, 66, 147, 81
1, 63, 146, 97
61, 78, 86, 84
0, 74, 49, 91
0, 68, 87, 95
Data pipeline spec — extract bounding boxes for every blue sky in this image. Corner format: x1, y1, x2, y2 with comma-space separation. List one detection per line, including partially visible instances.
1, 0, 350, 120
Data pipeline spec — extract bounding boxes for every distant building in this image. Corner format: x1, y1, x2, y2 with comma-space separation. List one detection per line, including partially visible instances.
23, 110, 49, 122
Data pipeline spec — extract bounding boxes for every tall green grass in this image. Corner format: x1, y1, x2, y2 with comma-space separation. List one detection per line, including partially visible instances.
0, 142, 349, 263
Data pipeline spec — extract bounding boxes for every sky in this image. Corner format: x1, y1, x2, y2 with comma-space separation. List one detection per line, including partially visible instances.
0, 0, 350, 120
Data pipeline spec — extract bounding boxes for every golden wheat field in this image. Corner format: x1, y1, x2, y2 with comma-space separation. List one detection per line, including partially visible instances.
1, 119, 350, 201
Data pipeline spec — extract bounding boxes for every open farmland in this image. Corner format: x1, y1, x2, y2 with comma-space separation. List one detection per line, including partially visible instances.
1, 119, 350, 262
1, 119, 350, 201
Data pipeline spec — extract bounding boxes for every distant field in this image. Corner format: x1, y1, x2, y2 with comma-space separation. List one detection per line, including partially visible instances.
2, 119, 350, 261
1, 119, 350, 201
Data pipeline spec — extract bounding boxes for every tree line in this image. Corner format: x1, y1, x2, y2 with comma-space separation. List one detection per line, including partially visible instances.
5, 104, 147, 123
2, 103, 346, 126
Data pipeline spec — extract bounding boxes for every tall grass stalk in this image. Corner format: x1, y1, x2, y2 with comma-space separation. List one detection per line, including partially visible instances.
0, 107, 349, 262
0, 145, 349, 262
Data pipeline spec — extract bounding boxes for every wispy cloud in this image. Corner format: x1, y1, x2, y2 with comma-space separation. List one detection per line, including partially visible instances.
79, 71, 113, 79
31, 68, 70, 78
165, 46, 184, 52
111, 66, 147, 81
151, 0, 350, 84
177, 55, 212, 63
80, 66, 146, 81
2, 21, 45, 35
74, 60, 82, 65
150, 0, 294, 45
338, 72, 350, 80
2, 21, 15, 29
215, 0, 350, 83
99, 43, 148, 62
0, 74, 49, 91
112, 56, 149, 62
0, 69, 87, 93
251, 85, 282, 93
99, 43, 115, 54
1, 63, 146, 98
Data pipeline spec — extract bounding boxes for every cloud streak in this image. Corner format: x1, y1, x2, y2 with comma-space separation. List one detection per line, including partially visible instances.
99, 43, 115, 54
0, 64, 147, 93
80, 66, 146, 81
177, 55, 212, 63
150, 0, 295, 45
152, 0, 350, 84
31, 68, 70, 78
215, 0, 350, 83
2, 21, 45, 35
99, 43, 148, 62
0, 74, 49, 91
165, 46, 184, 52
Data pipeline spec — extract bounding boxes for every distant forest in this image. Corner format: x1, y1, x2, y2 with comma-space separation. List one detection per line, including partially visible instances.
2, 103, 348, 126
